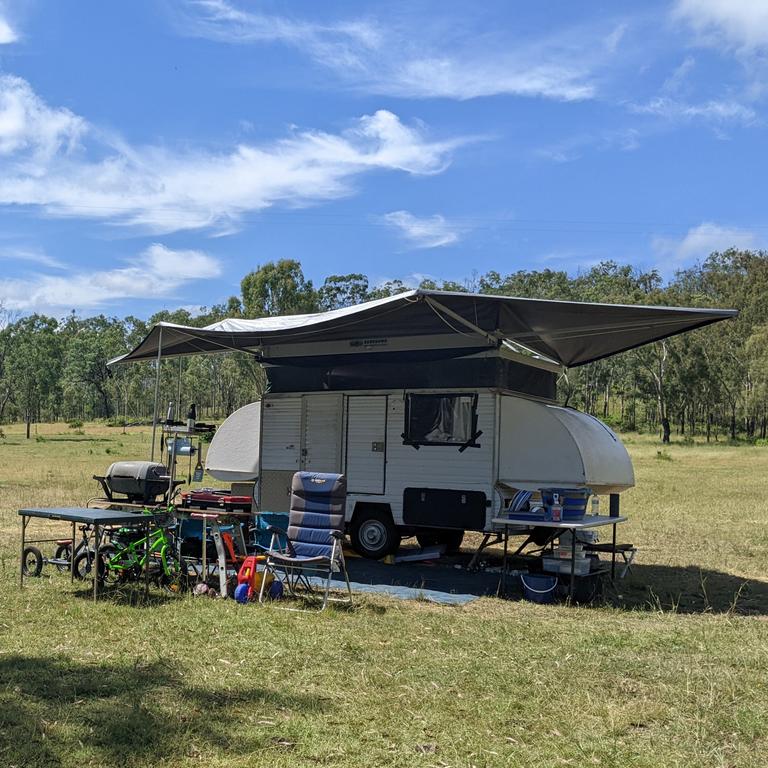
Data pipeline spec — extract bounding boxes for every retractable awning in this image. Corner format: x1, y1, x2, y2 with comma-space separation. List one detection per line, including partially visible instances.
111, 289, 737, 368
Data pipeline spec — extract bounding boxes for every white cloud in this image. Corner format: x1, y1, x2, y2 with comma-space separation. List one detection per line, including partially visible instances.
0, 75, 465, 233
630, 96, 756, 124
662, 56, 697, 95
178, 0, 619, 102
673, 0, 768, 51
382, 210, 461, 249
0, 244, 222, 311
0, 1, 16, 44
653, 222, 758, 266
0, 245, 65, 269
0, 16, 15, 44
0, 75, 86, 159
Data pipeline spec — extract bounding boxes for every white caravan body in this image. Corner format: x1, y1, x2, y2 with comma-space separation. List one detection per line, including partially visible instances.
207, 388, 633, 554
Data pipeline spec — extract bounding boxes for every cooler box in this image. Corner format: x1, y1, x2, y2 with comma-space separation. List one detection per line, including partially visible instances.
252, 512, 289, 550
541, 488, 590, 520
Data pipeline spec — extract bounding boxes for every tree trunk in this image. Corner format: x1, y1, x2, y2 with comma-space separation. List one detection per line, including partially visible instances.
26, 414, 31, 440
661, 416, 671, 444
730, 405, 737, 440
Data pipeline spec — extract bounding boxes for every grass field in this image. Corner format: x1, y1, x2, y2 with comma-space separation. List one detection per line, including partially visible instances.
1, 422, 767, 767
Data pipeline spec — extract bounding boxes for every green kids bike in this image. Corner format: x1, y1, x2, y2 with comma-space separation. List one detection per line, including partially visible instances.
97, 510, 191, 594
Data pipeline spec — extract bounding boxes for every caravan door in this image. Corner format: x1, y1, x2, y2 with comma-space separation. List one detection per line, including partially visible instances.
345, 395, 387, 494
300, 394, 343, 472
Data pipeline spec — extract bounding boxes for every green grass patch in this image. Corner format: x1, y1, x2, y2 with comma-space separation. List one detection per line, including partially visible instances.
0, 423, 767, 767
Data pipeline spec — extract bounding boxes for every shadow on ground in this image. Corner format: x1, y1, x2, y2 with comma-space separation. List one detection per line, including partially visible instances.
345, 553, 768, 615
0, 655, 317, 768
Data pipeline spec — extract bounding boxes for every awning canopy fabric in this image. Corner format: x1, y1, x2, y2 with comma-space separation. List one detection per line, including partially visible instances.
111, 289, 737, 369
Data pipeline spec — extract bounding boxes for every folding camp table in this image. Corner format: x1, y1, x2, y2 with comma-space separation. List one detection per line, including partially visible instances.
19, 507, 158, 601
492, 514, 628, 599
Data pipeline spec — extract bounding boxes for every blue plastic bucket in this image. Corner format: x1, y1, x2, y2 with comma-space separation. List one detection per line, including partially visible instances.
520, 573, 559, 604
541, 489, 590, 520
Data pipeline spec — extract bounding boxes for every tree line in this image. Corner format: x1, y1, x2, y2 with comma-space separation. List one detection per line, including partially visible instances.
1, 249, 766, 443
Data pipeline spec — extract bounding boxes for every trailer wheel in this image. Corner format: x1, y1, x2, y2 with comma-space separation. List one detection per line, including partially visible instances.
22, 546, 43, 577
416, 529, 465, 553
350, 507, 399, 559
54, 543, 73, 573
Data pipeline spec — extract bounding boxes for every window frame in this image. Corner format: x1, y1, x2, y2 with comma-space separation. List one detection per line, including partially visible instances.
402, 392, 482, 450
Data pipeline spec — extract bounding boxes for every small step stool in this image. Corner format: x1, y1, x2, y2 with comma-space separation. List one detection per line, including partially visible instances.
584, 542, 637, 579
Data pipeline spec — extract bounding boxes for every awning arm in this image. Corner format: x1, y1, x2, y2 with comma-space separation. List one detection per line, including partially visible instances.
424, 296, 499, 346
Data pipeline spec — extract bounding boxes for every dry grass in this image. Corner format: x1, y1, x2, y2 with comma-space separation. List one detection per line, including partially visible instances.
1, 422, 767, 767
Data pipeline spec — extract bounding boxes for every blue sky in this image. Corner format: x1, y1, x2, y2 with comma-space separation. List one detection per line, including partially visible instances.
0, 0, 766, 317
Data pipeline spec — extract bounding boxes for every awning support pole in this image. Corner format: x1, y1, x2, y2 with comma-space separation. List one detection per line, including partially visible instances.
150, 326, 164, 463
424, 297, 498, 345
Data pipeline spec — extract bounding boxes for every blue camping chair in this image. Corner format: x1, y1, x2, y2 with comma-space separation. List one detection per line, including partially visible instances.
258, 472, 352, 611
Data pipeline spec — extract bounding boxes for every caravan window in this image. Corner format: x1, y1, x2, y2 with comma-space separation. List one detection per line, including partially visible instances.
404, 393, 479, 447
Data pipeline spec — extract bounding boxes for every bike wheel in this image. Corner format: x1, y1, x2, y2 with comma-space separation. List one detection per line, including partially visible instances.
159, 555, 191, 595
96, 545, 123, 586
73, 550, 97, 580
22, 546, 43, 577
54, 543, 72, 573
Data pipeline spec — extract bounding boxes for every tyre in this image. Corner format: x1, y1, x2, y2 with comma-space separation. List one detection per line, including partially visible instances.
159, 556, 191, 595
416, 529, 465, 553
73, 550, 97, 580
350, 507, 399, 559
95, 545, 122, 586
54, 543, 72, 573
22, 546, 43, 577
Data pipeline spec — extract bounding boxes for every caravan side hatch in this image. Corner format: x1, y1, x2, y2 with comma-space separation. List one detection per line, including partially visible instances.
345, 395, 387, 494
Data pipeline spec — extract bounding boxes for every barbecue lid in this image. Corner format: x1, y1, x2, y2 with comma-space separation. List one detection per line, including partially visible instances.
106, 461, 167, 480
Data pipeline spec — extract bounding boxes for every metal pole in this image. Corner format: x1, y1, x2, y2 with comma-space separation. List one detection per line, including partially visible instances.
20, 515, 26, 588
150, 326, 164, 462
177, 357, 182, 413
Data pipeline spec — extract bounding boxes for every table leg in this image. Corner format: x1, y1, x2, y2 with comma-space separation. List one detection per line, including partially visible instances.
93, 524, 100, 601
145, 519, 150, 599
201, 518, 207, 587
71, 522, 76, 583
501, 525, 509, 595
211, 523, 228, 597
20, 515, 27, 588
611, 523, 617, 582
569, 528, 576, 600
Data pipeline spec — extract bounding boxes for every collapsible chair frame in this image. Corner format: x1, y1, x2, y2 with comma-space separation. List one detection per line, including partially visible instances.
258, 525, 352, 611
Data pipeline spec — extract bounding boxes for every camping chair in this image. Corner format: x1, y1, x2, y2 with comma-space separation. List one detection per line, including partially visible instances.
258, 472, 352, 611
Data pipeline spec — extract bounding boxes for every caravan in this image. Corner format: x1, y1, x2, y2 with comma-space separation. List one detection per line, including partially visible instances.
113, 289, 736, 559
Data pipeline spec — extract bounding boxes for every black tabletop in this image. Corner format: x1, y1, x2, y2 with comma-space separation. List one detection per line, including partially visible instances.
18, 507, 156, 525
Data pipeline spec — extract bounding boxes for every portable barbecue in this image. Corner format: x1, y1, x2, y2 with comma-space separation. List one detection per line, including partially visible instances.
93, 461, 181, 503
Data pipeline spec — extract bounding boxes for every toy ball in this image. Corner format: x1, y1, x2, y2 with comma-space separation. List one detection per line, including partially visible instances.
268, 581, 284, 600
234, 583, 250, 604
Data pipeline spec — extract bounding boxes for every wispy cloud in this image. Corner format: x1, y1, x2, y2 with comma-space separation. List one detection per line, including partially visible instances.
535, 128, 641, 164
629, 96, 756, 125
673, 0, 768, 51
0, 244, 222, 311
177, 1, 624, 102
653, 222, 758, 268
0, 3, 17, 44
382, 211, 461, 249
0, 245, 65, 269
0, 74, 466, 234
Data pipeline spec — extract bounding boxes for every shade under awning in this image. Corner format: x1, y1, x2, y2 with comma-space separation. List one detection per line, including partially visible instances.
111, 289, 737, 369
